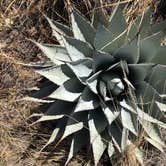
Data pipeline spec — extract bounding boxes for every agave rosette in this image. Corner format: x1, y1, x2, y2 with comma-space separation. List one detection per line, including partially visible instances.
28, 3, 166, 165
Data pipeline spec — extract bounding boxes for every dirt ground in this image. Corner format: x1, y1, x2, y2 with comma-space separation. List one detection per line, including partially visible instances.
0, 0, 166, 166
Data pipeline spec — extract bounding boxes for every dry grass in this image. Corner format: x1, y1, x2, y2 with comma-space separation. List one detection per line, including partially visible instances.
0, 1, 97, 165
0, 0, 166, 166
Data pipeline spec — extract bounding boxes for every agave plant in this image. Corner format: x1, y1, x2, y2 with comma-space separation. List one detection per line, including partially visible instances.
27, 2, 166, 165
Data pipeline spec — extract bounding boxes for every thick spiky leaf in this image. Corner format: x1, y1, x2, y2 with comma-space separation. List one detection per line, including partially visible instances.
128, 63, 154, 82
37, 115, 64, 122
139, 32, 163, 63
152, 19, 166, 34
86, 71, 102, 94
139, 8, 151, 37
30, 81, 57, 99
67, 59, 92, 82
135, 106, 166, 129
140, 121, 164, 146
127, 14, 141, 39
101, 102, 120, 125
23, 96, 54, 103
40, 117, 68, 151
145, 65, 166, 94
34, 42, 71, 63
24, 61, 54, 68
141, 102, 166, 123
46, 16, 72, 46
91, 0, 109, 28
65, 129, 89, 165
61, 112, 87, 141
88, 110, 107, 166
97, 2, 127, 52
94, 24, 115, 50
120, 100, 166, 128
101, 73, 124, 96
75, 87, 99, 112
121, 108, 137, 135
114, 39, 139, 64
108, 2, 127, 36
62, 36, 93, 61
134, 147, 144, 165
71, 8, 95, 45
36, 65, 73, 86
109, 122, 122, 152
98, 80, 107, 99
106, 60, 129, 76
49, 78, 84, 102
107, 141, 115, 159
46, 100, 75, 116
93, 51, 115, 72
151, 47, 166, 65
145, 137, 164, 152
103, 31, 128, 53
135, 81, 161, 103
61, 122, 83, 141
128, 8, 162, 38
89, 108, 108, 135
156, 101, 166, 112
120, 99, 136, 113
121, 128, 129, 151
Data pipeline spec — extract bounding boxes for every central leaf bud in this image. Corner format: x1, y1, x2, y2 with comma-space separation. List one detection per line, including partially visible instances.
98, 73, 125, 98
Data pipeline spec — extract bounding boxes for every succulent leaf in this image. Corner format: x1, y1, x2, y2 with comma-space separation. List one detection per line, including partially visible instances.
45, 16, 72, 46
138, 8, 151, 37
139, 32, 163, 63
65, 129, 89, 165
114, 39, 140, 64
152, 20, 166, 34
101, 103, 120, 125
60, 112, 88, 142
67, 59, 92, 82
151, 47, 166, 65
135, 81, 161, 103
32, 41, 71, 63
94, 24, 115, 50
45, 100, 74, 116
71, 8, 95, 45
75, 87, 100, 112
28, 5, 166, 165
30, 81, 57, 99
86, 70, 102, 94
23, 96, 54, 103
36, 65, 72, 86
109, 122, 122, 152
121, 108, 137, 135
62, 36, 93, 61
156, 101, 166, 112
93, 51, 115, 71
128, 63, 155, 82
108, 2, 127, 36
89, 119, 106, 165
121, 128, 129, 151
146, 65, 166, 95
107, 141, 115, 158
49, 78, 84, 101
140, 121, 165, 146
145, 137, 164, 152
88, 110, 108, 165
91, 0, 109, 28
